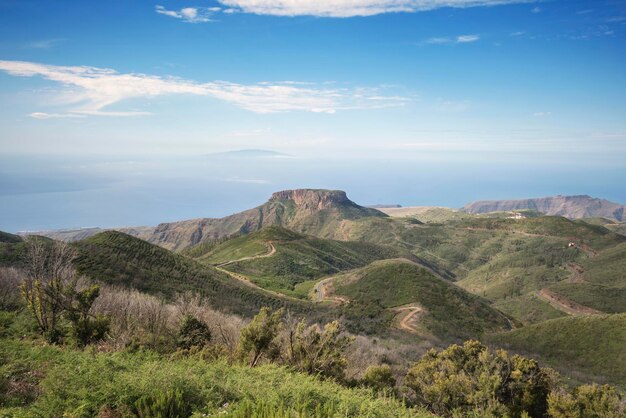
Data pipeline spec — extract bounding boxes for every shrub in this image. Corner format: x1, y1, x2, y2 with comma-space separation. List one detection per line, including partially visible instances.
405, 340, 555, 417
238, 307, 284, 367
134, 389, 191, 418
177, 315, 211, 350
283, 319, 353, 381
548, 383, 624, 418
362, 365, 396, 393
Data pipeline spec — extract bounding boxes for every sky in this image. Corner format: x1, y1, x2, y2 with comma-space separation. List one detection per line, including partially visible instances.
1, 0, 625, 231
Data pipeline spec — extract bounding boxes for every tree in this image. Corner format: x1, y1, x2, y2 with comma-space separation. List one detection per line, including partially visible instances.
548, 384, 624, 418
177, 315, 212, 350
20, 239, 76, 343
238, 307, 283, 367
64, 283, 109, 347
405, 340, 555, 417
283, 319, 353, 381
20, 239, 108, 346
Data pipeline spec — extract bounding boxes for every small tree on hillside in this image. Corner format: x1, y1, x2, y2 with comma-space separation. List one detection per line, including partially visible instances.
238, 307, 284, 367
177, 314, 212, 350
20, 239, 76, 343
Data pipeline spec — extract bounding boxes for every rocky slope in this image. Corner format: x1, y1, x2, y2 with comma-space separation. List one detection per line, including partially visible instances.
125, 189, 386, 251
462, 195, 625, 221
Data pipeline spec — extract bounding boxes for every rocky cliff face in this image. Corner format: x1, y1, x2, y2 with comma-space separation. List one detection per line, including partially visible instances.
462, 195, 626, 221
270, 189, 354, 211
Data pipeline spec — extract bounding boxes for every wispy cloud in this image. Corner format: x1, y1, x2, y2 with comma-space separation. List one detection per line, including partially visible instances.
155, 5, 220, 23
424, 34, 480, 44
533, 111, 551, 117
216, 0, 532, 18
28, 112, 85, 119
0, 60, 409, 116
531, 6, 541, 13
23, 39, 66, 49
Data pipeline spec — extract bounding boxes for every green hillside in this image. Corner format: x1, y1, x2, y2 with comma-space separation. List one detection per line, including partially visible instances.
331, 259, 512, 340
73, 231, 318, 318
0, 338, 431, 418
205, 227, 413, 297
0, 231, 22, 244
488, 314, 626, 387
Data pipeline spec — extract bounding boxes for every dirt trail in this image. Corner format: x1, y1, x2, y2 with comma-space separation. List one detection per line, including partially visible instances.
536, 288, 602, 316
566, 263, 586, 283
392, 304, 425, 334
312, 276, 348, 304
215, 265, 300, 301
216, 242, 276, 267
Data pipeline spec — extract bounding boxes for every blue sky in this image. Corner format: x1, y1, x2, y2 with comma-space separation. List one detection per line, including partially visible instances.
1, 0, 625, 231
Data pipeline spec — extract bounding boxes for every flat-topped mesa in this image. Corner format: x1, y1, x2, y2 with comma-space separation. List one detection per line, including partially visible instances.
269, 189, 356, 210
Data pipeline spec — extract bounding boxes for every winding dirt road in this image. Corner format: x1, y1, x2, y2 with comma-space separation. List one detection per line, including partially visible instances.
392, 304, 425, 334
216, 242, 276, 267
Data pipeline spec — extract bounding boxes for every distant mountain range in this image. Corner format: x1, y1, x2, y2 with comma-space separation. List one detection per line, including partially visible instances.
462, 195, 625, 221
19, 192, 626, 245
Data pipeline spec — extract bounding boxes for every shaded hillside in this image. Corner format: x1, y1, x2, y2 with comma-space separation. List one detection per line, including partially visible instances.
72, 231, 318, 318
124, 189, 387, 251
488, 314, 626, 388
202, 226, 414, 297
331, 259, 512, 340
462, 195, 626, 221
0, 231, 22, 244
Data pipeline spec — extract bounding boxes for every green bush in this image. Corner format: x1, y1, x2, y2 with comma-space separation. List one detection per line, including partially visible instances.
362, 365, 396, 393
134, 389, 191, 418
405, 340, 555, 417
177, 315, 211, 350
548, 384, 624, 418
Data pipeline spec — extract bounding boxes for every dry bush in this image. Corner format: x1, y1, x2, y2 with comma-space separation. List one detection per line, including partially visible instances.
92, 286, 173, 349
92, 287, 246, 353
344, 334, 434, 383
172, 292, 246, 353
0, 267, 24, 310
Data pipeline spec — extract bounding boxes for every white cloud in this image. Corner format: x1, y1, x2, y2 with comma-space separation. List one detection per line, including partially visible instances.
533, 111, 551, 117
531, 6, 541, 13
28, 112, 85, 119
216, 0, 531, 17
155, 5, 220, 23
0, 60, 408, 116
456, 34, 480, 43
424, 34, 480, 44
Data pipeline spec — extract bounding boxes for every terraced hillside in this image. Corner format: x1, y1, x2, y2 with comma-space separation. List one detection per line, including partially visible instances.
328, 259, 512, 340
73, 231, 319, 318
487, 314, 626, 388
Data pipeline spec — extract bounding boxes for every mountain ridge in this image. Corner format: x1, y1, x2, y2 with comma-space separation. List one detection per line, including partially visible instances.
462, 195, 625, 221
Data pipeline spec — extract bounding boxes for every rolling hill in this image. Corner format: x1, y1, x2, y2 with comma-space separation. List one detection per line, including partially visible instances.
328, 259, 513, 341
195, 226, 416, 297
72, 231, 319, 318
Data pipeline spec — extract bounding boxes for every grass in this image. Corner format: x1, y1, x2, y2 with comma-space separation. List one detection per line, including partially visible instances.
487, 313, 626, 388
0, 329, 431, 417
332, 259, 511, 340
493, 293, 567, 325
547, 282, 626, 313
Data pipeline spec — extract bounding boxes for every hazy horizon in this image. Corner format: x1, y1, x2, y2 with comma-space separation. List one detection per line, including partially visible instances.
1, 0, 625, 232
